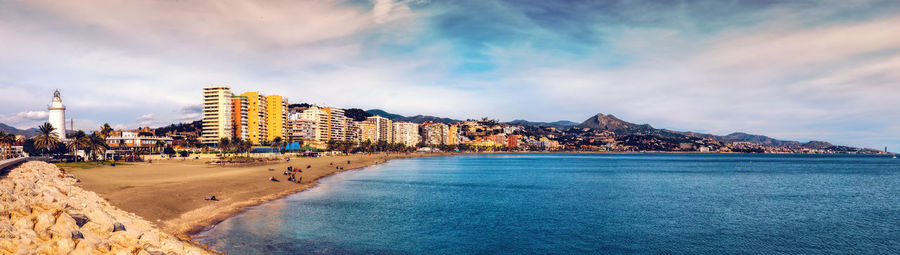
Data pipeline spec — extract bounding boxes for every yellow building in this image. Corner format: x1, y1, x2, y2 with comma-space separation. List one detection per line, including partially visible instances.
266, 95, 287, 142
240, 92, 267, 145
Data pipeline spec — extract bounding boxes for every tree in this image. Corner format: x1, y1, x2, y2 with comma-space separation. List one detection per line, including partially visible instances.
219, 137, 231, 156
163, 147, 176, 158
344, 108, 373, 121
66, 130, 90, 162
100, 123, 113, 139
33, 123, 60, 157
155, 140, 167, 154
0, 131, 14, 159
87, 133, 109, 161
270, 137, 283, 154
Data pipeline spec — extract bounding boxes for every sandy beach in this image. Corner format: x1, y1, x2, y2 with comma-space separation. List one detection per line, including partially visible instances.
66, 152, 453, 237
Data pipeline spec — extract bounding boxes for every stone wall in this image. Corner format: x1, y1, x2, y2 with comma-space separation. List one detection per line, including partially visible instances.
0, 161, 211, 254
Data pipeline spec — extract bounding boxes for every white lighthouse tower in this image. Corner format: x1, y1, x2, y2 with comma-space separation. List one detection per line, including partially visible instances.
48, 90, 67, 140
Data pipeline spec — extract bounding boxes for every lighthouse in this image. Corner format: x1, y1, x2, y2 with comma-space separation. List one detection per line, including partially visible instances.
48, 90, 66, 140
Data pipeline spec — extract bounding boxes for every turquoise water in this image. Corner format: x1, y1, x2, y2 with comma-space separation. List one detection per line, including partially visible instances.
194, 153, 900, 254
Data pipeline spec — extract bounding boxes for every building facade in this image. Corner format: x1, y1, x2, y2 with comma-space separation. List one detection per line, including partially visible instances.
266, 95, 287, 142
201, 86, 233, 144
366, 115, 393, 143
240, 92, 268, 145
231, 96, 248, 141
392, 122, 419, 147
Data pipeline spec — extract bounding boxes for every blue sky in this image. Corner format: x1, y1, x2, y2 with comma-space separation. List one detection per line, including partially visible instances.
1, 0, 899, 150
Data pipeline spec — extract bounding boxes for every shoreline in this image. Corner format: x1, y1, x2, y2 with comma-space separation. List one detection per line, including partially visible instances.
179, 153, 449, 236
67, 152, 463, 239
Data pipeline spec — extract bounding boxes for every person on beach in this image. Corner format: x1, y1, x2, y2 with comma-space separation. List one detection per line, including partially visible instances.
269, 176, 279, 182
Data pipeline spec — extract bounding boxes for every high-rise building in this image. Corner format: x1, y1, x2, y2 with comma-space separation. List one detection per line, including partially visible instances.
241, 92, 268, 145
392, 122, 419, 147
445, 125, 459, 145
297, 106, 353, 148
231, 96, 248, 141
299, 106, 329, 143
266, 95, 287, 142
285, 119, 316, 145
366, 115, 392, 142
47, 90, 66, 140
325, 107, 349, 141
421, 122, 458, 146
357, 121, 377, 143
201, 86, 233, 145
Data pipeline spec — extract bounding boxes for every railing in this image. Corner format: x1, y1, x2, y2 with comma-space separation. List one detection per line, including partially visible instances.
0, 157, 27, 174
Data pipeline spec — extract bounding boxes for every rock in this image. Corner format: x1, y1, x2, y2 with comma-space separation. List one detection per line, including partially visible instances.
0, 162, 212, 254
33, 211, 57, 236
113, 222, 127, 232
71, 230, 84, 239
69, 213, 90, 227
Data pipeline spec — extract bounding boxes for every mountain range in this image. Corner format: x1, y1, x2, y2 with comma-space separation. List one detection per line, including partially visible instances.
0, 123, 38, 137
366, 109, 842, 149
0, 109, 847, 149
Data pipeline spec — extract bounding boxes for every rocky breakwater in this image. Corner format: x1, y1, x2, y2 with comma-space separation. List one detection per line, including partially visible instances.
0, 162, 211, 254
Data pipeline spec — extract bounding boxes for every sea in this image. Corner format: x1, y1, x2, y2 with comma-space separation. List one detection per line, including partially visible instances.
194, 153, 900, 254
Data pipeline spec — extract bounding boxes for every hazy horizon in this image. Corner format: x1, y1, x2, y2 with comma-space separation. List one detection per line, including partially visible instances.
1, 0, 899, 150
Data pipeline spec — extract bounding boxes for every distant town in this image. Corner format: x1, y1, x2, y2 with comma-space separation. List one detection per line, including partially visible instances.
0, 88, 892, 161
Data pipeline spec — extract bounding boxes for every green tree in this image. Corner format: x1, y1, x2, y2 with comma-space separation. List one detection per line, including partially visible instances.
155, 140, 167, 154
0, 131, 14, 159
218, 137, 231, 156
163, 147, 176, 158
270, 137, 283, 153
66, 130, 90, 162
100, 123, 113, 139
87, 133, 109, 161
33, 123, 60, 157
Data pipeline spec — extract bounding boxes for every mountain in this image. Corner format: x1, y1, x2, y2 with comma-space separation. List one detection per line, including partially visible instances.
575, 113, 663, 135
574, 113, 844, 148
0, 123, 38, 137
506, 120, 578, 128
365, 109, 459, 124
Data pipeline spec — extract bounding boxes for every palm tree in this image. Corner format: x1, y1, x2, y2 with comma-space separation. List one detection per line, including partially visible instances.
219, 137, 231, 156
155, 140, 167, 154
88, 133, 108, 161
67, 130, 90, 162
270, 137, 283, 154
0, 131, 11, 159
100, 123, 113, 139
33, 123, 60, 157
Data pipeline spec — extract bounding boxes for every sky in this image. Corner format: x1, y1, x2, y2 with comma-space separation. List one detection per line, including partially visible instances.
1, 0, 899, 150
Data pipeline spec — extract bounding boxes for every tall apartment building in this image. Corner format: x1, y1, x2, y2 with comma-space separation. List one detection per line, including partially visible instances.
285, 119, 316, 145
366, 115, 393, 143
421, 122, 458, 146
326, 107, 349, 141
201, 86, 233, 145
298, 106, 354, 148
357, 121, 377, 143
231, 96, 248, 141
392, 122, 419, 147
240, 92, 268, 145
266, 95, 287, 141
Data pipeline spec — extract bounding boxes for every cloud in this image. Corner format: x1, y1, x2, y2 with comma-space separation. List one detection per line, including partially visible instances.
0, 0, 899, 151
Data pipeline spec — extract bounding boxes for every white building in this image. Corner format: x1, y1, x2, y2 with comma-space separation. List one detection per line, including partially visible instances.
392, 122, 419, 147
47, 90, 67, 140
201, 86, 233, 144
366, 115, 392, 143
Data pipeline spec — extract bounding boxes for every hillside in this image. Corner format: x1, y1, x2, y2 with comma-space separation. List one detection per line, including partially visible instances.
0, 123, 38, 137
366, 109, 460, 124
573, 113, 854, 149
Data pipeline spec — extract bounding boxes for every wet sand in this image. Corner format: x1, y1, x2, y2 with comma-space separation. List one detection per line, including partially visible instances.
67, 152, 453, 237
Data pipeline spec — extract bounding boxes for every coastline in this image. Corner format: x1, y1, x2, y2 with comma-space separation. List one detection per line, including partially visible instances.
67, 152, 461, 238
